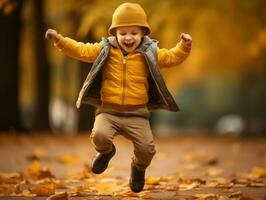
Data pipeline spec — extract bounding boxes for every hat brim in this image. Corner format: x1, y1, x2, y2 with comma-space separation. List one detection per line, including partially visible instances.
108, 24, 151, 36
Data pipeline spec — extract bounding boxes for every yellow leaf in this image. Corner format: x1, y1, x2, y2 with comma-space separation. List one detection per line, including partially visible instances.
193, 193, 218, 200
21, 189, 35, 197
251, 167, 266, 177
218, 196, 230, 200
57, 154, 80, 164
205, 167, 223, 177
25, 160, 55, 180
95, 182, 121, 194
146, 176, 160, 185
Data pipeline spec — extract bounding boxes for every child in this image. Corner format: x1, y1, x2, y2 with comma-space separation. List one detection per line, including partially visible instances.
46, 2, 192, 193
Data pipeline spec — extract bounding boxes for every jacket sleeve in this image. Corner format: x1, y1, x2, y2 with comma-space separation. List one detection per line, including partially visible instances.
54, 35, 103, 63
157, 41, 191, 68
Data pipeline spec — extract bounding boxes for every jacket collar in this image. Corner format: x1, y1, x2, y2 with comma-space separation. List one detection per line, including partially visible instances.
106, 36, 155, 53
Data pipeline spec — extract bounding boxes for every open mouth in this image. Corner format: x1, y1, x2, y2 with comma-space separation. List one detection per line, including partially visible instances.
124, 42, 134, 48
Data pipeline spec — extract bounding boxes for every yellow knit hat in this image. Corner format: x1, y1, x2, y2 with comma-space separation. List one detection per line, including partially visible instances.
108, 3, 151, 36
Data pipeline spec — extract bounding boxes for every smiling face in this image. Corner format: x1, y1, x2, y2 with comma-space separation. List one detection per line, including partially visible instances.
116, 26, 144, 53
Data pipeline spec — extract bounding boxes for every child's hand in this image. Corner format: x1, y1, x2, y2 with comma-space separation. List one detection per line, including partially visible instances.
180, 33, 192, 47
45, 29, 60, 43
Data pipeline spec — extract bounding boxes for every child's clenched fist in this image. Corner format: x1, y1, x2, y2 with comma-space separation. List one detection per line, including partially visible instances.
180, 33, 192, 47
45, 29, 60, 43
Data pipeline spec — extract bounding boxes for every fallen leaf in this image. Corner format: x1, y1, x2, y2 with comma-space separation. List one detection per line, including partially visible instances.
251, 167, 266, 177
179, 182, 199, 190
47, 192, 68, 200
146, 176, 160, 185
218, 195, 230, 200
193, 193, 218, 200
31, 182, 55, 196
180, 151, 217, 166
0, 172, 23, 184
228, 191, 242, 198
205, 167, 224, 177
25, 160, 55, 180
57, 154, 80, 164
139, 190, 151, 199
0, 183, 18, 195
95, 182, 121, 194
206, 178, 230, 187
165, 185, 178, 191
240, 196, 257, 200
52, 180, 68, 189
248, 182, 265, 187
21, 189, 35, 197
71, 185, 88, 193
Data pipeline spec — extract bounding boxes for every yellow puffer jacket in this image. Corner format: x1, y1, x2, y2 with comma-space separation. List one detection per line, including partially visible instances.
55, 36, 190, 106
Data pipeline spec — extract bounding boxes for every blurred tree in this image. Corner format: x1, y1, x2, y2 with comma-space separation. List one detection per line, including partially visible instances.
32, 0, 50, 131
0, 0, 23, 131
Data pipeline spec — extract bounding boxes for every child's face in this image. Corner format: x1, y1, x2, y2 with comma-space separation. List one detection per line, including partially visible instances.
116, 26, 144, 53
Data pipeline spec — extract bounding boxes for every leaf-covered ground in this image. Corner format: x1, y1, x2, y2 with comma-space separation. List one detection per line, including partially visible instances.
0, 133, 265, 200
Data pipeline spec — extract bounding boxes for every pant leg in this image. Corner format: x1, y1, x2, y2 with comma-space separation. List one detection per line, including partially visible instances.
121, 116, 156, 171
91, 113, 120, 153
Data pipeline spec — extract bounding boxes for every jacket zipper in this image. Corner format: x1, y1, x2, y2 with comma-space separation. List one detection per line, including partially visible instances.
121, 57, 127, 105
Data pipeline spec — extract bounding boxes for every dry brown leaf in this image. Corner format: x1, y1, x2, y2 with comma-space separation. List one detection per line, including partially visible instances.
180, 151, 217, 166
47, 192, 68, 200
235, 172, 259, 180
71, 185, 88, 193
228, 191, 243, 198
222, 188, 234, 193
218, 196, 230, 200
206, 178, 230, 187
193, 193, 218, 200
31, 182, 55, 196
52, 180, 68, 189
21, 189, 35, 197
179, 182, 199, 190
165, 185, 178, 191
240, 196, 257, 200
0, 172, 23, 184
25, 160, 55, 180
0, 183, 19, 195
139, 190, 151, 199
248, 182, 265, 187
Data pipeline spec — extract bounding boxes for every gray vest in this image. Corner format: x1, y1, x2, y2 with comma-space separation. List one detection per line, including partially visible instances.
76, 36, 179, 112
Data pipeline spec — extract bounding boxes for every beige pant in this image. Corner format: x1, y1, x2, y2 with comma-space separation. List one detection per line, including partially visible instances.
90, 108, 156, 171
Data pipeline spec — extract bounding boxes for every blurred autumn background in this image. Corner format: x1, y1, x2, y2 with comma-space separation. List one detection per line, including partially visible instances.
1, 0, 266, 134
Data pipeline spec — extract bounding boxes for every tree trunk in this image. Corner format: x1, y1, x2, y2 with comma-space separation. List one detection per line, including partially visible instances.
0, 0, 23, 131
32, 0, 51, 131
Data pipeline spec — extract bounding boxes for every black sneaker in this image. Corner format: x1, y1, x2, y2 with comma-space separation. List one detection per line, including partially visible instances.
129, 163, 145, 193
91, 144, 116, 174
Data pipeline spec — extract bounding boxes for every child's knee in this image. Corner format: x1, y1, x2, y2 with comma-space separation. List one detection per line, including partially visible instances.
136, 143, 156, 158
91, 129, 111, 147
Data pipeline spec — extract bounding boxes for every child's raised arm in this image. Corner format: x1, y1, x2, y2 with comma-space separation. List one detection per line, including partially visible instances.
45, 29, 102, 63
157, 33, 192, 68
